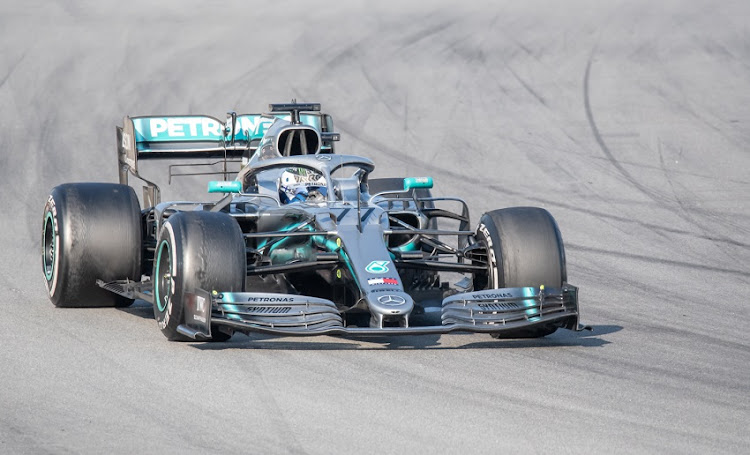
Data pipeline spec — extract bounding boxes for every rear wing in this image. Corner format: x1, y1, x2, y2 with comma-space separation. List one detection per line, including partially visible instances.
116, 111, 334, 204
117, 112, 334, 170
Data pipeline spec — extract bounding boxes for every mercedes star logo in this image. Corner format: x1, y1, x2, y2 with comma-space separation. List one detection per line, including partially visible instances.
315, 154, 332, 161
377, 294, 406, 306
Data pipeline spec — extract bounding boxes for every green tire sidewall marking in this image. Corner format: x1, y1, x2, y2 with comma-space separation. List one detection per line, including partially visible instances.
43, 211, 55, 281
155, 239, 171, 313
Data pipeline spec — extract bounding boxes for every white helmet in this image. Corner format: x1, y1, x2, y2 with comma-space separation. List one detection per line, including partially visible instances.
278, 168, 326, 203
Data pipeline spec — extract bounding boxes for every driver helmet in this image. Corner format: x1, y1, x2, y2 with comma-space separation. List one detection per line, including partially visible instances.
278, 168, 326, 204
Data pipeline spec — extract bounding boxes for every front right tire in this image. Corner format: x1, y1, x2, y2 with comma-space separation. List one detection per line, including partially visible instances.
474, 207, 567, 338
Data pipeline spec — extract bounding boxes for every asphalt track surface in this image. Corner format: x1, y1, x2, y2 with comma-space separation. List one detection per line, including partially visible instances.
1, 1, 749, 453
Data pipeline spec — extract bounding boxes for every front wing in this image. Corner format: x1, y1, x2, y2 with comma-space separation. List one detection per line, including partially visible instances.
176, 285, 583, 340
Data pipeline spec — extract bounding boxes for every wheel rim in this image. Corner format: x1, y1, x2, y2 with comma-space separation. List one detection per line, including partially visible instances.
469, 231, 493, 290
43, 212, 56, 281
155, 239, 172, 313
477, 251, 492, 289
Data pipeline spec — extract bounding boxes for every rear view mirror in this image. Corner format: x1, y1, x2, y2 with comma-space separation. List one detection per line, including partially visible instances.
208, 180, 242, 194
403, 177, 433, 190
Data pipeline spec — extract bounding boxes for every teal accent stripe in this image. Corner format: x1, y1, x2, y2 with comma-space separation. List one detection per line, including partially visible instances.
311, 234, 357, 283
43, 211, 55, 281
155, 240, 171, 312
259, 221, 305, 251
132, 113, 324, 149
208, 180, 241, 194
403, 176, 433, 190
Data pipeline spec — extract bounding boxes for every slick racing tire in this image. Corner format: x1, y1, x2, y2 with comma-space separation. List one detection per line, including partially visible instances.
368, 177, 437, 289
474, 207, 566, 338
42, 183, 142, 308
153, 211, 246, 342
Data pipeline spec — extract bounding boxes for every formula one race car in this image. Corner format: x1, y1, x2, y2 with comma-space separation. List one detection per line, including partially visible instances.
41, 102, 584, 342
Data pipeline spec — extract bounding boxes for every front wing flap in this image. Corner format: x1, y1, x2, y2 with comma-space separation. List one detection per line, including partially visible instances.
442, 284, 580, 331
214, 292, 344, 330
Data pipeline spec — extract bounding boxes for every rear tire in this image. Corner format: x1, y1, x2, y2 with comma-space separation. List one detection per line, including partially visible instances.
474, 207, 567, 338
153, 211, 246, 341
42, 183, 142, 308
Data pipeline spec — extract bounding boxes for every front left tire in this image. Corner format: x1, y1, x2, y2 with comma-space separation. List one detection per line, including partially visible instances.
153, 211, 246, 341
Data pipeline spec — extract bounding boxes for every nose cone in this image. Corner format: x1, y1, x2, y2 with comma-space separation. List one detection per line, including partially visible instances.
365, 292, 414, 328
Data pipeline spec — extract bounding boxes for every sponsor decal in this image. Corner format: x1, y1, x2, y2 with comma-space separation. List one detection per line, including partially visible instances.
121, 131, 132, 149
478, 223, 498, 285
135, 115, 275, 142
134, 114, 324, 145
365, 260, 390, 274
367, 278, 399, 286
246, 306, 293, 314
192, 295, 207, 323
377, 295, 406, 306
478, 302, 521, 311
148, 117, 222, 138
315, 154, 332, 161
473, 292, 514, 299
369, 288, 400, 293
247, 297, 294, 303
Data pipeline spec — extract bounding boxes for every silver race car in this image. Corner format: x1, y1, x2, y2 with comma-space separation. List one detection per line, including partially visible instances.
42, 102, 584, 342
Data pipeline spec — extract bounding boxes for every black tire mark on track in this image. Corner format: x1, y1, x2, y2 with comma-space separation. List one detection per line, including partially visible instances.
490, 183, 750, 249
657, 139, 750, 267
657, 139, 695, 219
0, 52, 25, 90
251, 355, 310, 455
360, 65, 400, 118
506, 64, 548, 107
336, 118, 480, 186
397, 19, 454, 51
568, 243, 749, 278
584, 49, 667, 203
584, 48, 749, 274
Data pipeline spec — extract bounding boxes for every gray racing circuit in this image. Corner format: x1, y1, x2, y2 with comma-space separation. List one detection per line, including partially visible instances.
1, 1, 749, 453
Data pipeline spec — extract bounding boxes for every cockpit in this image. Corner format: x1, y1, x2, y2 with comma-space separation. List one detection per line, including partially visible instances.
277, 167, 328, 204
238, 154, 375, 206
